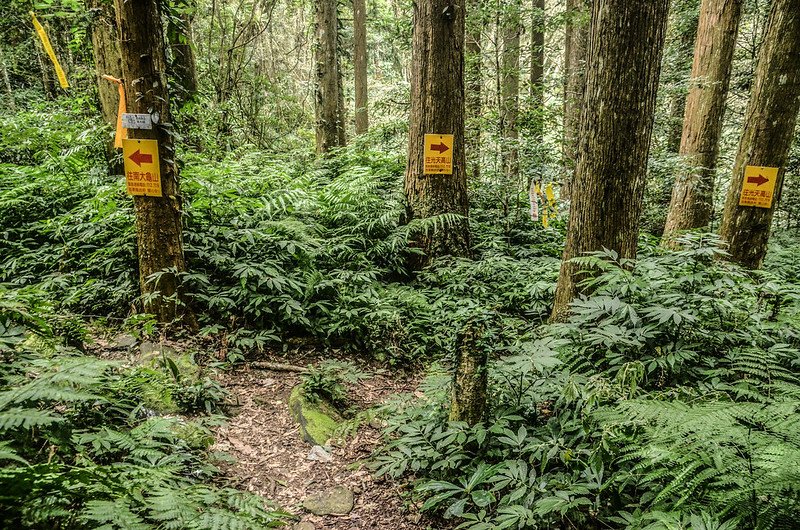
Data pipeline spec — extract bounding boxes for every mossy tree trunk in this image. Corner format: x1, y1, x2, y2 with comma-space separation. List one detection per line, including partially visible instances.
500, 0, 521, 186
315, 0, 346, 154
662, 0, 743, 240
449, 319, 489, 426
719, 0, 800, 269
465, 0, 482, 181
404, 0, 471, 267
115, 0, 192, 325
561, 0, 590, 200
529, 0, 544, 142
353, 0, 368, 135
551, 0, 670, 321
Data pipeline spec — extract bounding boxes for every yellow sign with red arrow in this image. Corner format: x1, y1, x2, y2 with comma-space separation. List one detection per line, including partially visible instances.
122, 139, 162, 197
739, 165, 778, 209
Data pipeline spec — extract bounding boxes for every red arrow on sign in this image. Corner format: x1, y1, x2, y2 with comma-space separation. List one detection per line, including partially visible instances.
430, 142, 449, 154
747, 174, 769, 186
128, 149, 153, 167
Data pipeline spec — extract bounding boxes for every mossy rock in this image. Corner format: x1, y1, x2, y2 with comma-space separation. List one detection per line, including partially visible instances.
288, 385, 343, 446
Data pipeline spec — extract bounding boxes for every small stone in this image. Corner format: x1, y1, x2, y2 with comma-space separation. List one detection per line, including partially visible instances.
140, 341, 176, 357
302, 486, 354, 515
111, 333, 137, 349
294, 523, 315, 530
307, 445, 333, 463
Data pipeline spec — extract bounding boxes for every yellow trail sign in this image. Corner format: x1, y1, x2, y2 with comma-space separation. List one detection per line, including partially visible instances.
423, 134, 454, 175
122, 139, 162, 197
739, 165, 778, 209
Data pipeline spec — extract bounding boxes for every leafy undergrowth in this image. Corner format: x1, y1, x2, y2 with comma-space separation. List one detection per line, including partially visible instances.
0, 105, 562, 365
0, 287, 289, 529
374, 234, 800, 530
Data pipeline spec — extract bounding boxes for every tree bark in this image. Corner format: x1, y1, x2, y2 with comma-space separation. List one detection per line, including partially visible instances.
115, 0, 191, 325
89, 0, 123, 126
662, 0, 743, 240
529, 0, 544, 142
315, 0, 346, 154
561, 0, 590, 200
664, 4, 700, 154
353, 0, 368, 135
404, 0, 470, 267
551, 0, 670, 321
719, 0, 800, 269
500, 0, 521, 184
166, 0, 199, 108
465, 0, 482, 180
449, 318, 489, 426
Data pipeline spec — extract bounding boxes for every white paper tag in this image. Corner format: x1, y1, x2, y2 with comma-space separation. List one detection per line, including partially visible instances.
121, 113, 154, 130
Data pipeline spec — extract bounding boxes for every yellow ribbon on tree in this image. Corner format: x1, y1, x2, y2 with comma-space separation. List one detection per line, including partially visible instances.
102, 75, 127, 148
30, 12, 69, 89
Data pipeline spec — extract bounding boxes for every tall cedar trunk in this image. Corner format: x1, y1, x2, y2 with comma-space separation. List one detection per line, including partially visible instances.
89, 0, 123, 126
115, 0, 190, 325
353, 0, 368, 134
561, 0, 590, 200
529, 0, 544, 142
664, 7, 700, 154
500, 0, 520, 183
404, 0, 470, 266
719, 0, 800, 268
167, 1, 199, 108
449, 318, 489, 425
465, 0, 482, 180
315, 0, 346, 154
551, 0, 670, 321
662, 0, 743, 239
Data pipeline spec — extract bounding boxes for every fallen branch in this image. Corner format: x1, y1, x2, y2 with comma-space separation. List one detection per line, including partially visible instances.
250, 361, 308, 373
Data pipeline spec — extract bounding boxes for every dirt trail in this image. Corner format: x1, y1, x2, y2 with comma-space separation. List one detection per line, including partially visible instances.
213, 363, 438, 529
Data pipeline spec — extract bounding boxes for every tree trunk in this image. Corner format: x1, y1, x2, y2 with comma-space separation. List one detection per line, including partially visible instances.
115, 0, 191, 325
353, 0, 368, 135
449, 318, 489, 426
664, 5, 700, 154
662, 0, 743, 240
89, 0, 123, 126
529, 0, 544, 142
500, 0, 521, 184
404, 0, 470, 267
167, 0, 199, 108
315, 0, 346, 154
561, 0, 590, 200
719, 0, 800, 269
465, 0, 482, 180
551, 0, 670, 321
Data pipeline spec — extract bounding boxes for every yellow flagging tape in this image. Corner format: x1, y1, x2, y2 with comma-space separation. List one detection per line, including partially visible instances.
102, 75, 127, 148
30, 12, 68, 89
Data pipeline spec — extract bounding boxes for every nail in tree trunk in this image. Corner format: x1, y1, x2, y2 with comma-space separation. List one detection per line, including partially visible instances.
449, 318, 489, 426
315, 0, 346, 154
662, 0, 743, 240
404, 0, 471, 266
500, 0, 521, 183
551, 0, 670, 321
167, 0, 199, 108
561, 0, 590, 200
465, 0, 482, 180
529, 0, 544, 143
353, 0, 368, 135
719, 0, 800, 269
115, 0, 191, 325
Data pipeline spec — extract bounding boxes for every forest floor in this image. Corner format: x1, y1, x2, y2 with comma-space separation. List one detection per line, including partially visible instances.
210, 350, 443, 530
